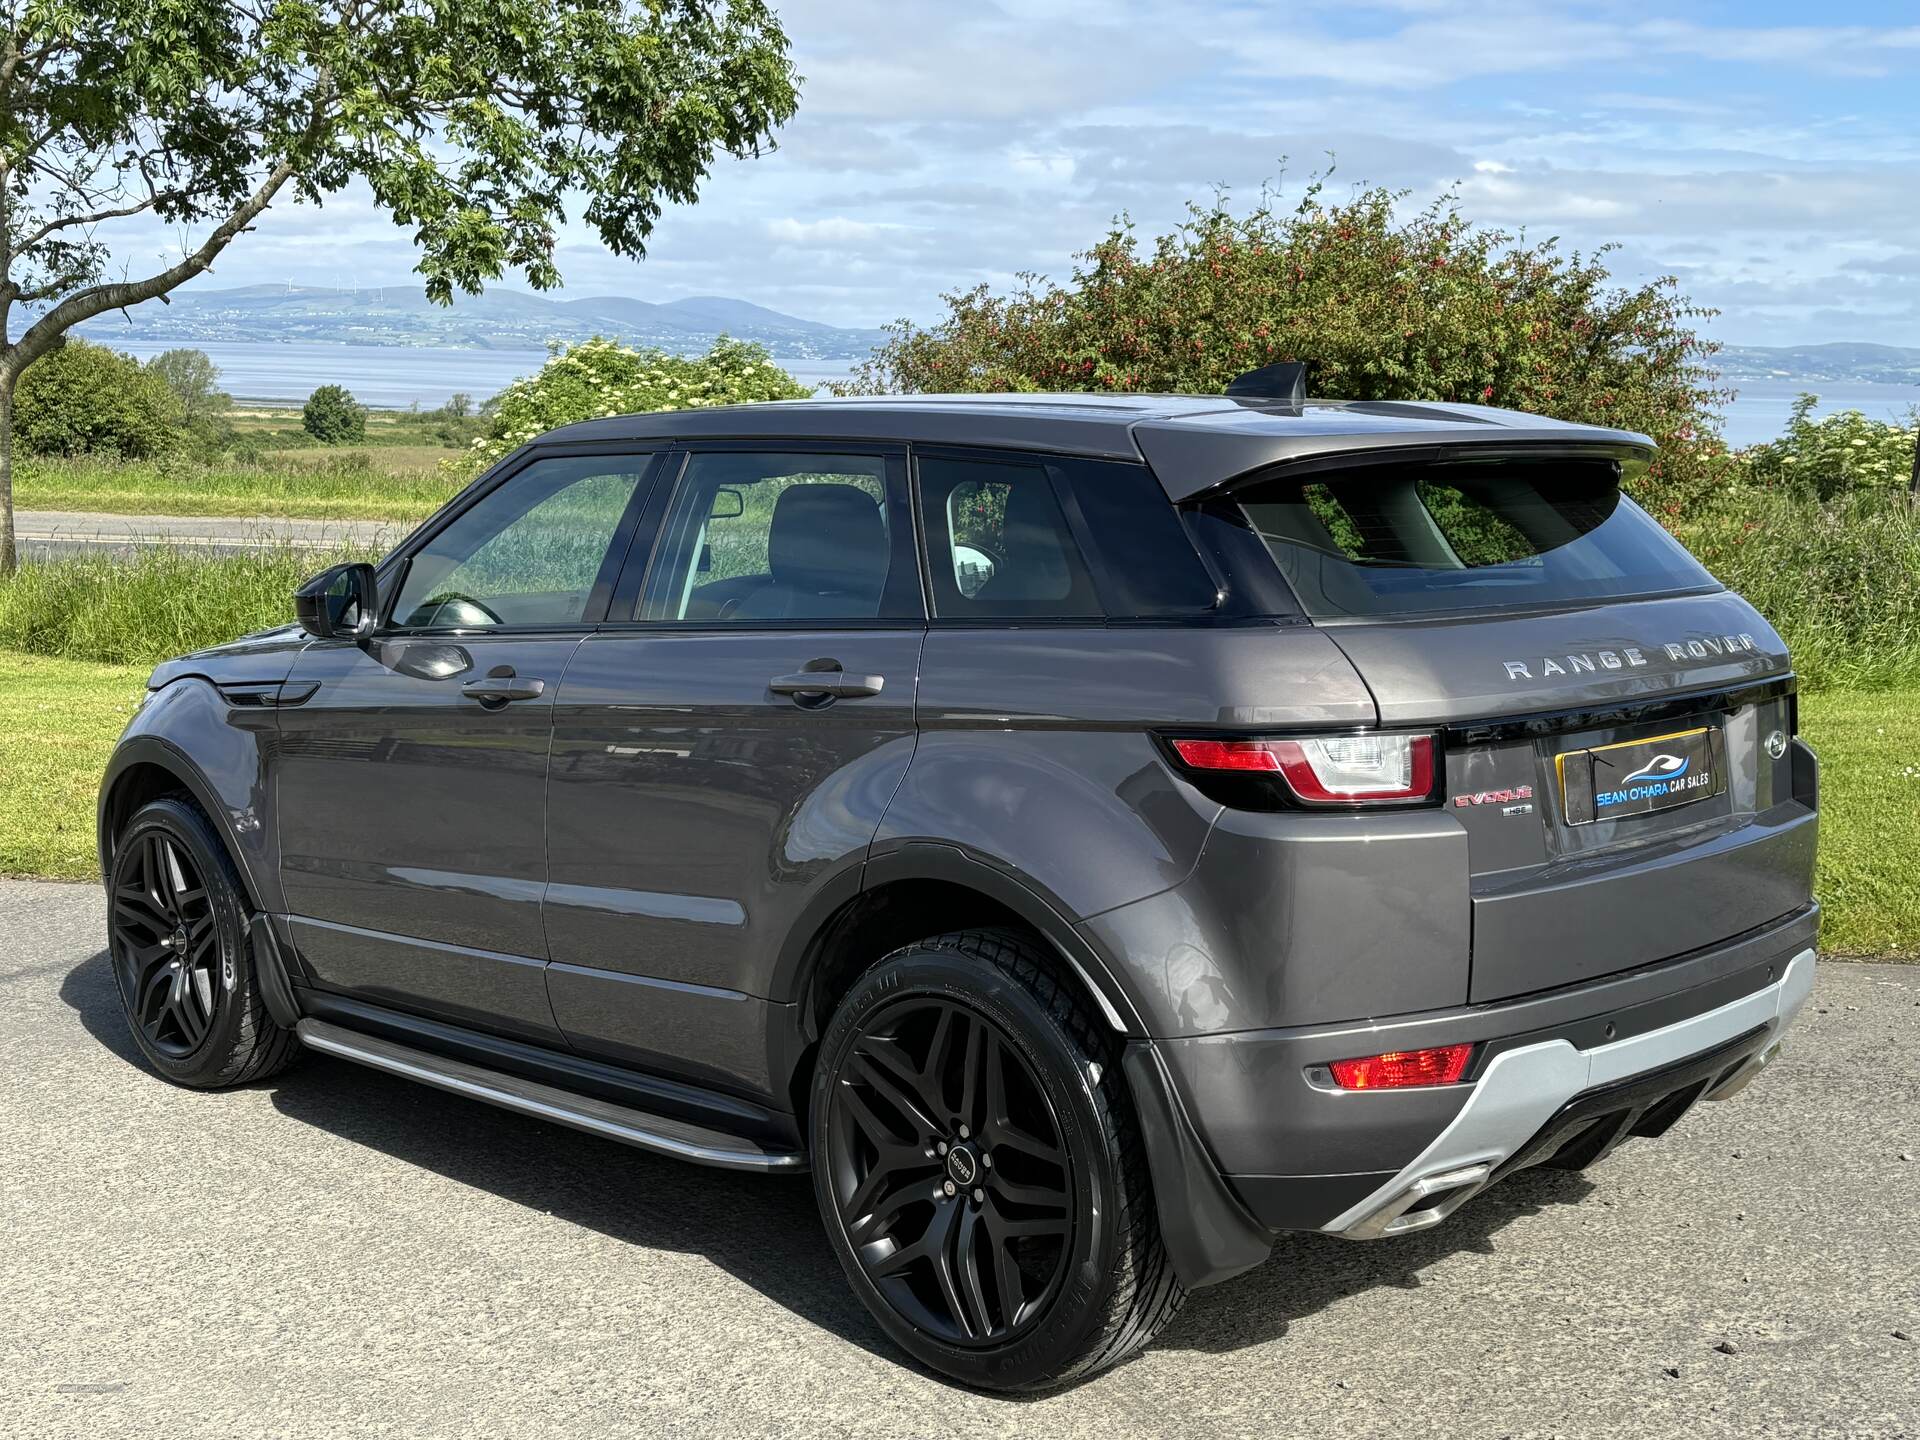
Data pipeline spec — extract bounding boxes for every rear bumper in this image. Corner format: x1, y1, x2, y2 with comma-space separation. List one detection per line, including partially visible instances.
1127, 904, 1818, 1285
1322, 944, 1813, 1240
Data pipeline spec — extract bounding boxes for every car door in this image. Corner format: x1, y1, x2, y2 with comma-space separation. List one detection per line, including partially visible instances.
276, 448, 660, 1042
542, 444, 924, 1096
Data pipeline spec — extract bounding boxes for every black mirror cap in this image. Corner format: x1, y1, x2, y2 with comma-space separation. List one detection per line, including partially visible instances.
294, 562, 379, 641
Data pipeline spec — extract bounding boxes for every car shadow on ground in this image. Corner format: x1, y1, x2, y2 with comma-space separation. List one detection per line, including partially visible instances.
62, 947, 1596, 1385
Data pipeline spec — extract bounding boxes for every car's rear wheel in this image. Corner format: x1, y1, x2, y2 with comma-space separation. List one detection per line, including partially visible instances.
108, 796, 299, 1088
811, 928, 1183, 1390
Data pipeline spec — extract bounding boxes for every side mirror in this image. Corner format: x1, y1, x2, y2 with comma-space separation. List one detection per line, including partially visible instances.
294, 562, 379, 642
710, 487, 745, 520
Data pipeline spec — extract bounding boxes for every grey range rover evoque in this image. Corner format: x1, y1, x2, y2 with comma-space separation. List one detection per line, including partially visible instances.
99, 364, 1819, 1390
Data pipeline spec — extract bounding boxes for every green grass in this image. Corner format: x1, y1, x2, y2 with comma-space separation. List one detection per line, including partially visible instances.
0, 650, 145, 880
0, 545, 370, 665
15, 449, 465, 522
0, 634, 1912, 956
1798, 689, 1920, 957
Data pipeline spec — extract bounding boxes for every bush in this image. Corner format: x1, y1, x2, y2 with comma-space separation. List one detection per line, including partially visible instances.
13, 338, 182, 458
303, 384, 367, 444
1747, 395, 1918, 500
460, 335, 811, 474
1673, 485, 1920, 691
0, 545, 372, 665
846, 184, 1735, 514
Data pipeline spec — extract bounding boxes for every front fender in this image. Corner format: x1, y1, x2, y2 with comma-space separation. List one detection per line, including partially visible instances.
98, 679, 284, 913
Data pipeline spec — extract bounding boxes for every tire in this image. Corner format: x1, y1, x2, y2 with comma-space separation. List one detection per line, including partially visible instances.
810, 927, 1184, 1391
106, 796, 300, 1089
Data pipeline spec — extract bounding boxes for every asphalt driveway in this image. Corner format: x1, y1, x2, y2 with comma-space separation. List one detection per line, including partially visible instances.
1, 877, 1914, 1438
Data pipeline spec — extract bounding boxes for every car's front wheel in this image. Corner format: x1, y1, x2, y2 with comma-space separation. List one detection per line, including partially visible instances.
811, 928, 1183, 1391
107, 796, 299, 1088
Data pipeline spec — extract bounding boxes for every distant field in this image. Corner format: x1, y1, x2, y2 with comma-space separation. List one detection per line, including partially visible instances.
15, 450, 464, 522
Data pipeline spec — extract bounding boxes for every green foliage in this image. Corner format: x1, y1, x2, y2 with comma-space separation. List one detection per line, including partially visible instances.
143, 349, 229, 421
1797, 688, 1920, 957
847, 185, 1734, 512
1746, 395, 1918, 500
12, 340, 182, 458
462, 336, 811, 473
0, 543, 372, 664
302, 384, 367, 445
1673, 485, 1920, 691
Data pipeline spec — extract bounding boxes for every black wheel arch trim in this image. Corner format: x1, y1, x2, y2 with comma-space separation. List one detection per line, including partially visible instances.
99, 732, 280, 913
245, 914, 304, 1030
1120, 1041, 1272, 1289
851, 842, 1148, 1036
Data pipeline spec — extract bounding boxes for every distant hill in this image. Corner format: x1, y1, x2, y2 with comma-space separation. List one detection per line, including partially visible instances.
75, 283, 888, 360
1716, 342, 1920, 385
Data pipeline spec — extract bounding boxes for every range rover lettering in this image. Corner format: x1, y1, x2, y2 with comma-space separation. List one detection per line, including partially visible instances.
99, 365, 1819, 1391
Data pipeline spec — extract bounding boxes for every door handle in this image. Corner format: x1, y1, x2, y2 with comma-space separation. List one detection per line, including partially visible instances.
462, 676, 547, 704
768, 671, 885, 700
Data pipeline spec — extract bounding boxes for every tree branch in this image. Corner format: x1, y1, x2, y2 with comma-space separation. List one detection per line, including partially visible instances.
15, 194, 165, 253
6, 155, 295, 375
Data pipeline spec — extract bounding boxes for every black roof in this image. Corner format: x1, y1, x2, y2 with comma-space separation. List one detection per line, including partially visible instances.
542, 393, 1656, 501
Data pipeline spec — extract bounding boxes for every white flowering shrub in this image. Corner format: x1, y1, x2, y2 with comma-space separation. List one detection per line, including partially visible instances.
1749, 394, 1918, 499
457, 336, 813, 475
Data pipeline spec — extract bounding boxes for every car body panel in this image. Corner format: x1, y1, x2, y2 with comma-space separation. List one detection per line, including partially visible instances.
274, 632, 586, 1042
542, 627, 923, 1089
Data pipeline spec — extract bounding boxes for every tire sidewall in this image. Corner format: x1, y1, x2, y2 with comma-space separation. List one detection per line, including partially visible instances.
108, 798, 254, 1085
810, 946, 1124, 1390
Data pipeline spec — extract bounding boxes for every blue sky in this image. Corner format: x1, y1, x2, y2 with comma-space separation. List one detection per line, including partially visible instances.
138, 0, 1920, 345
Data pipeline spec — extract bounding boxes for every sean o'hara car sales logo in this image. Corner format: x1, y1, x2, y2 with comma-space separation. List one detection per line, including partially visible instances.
1501, 633, 1760, 682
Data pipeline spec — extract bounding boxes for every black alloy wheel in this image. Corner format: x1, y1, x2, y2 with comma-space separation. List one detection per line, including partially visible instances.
112, 828, 225, 1057
107, 796, 300, 1088
812, 929, 1184, 1391
824, 996, 1074, 1346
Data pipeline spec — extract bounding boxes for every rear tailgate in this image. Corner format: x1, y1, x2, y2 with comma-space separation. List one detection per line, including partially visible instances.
1324, 592, 1817, 1002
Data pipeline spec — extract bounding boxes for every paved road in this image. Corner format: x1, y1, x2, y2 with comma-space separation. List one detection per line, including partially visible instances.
2, 877, 1914, 1439
15, 510, 403, 561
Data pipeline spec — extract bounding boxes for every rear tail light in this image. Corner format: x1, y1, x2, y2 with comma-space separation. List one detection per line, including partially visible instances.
1323, 1043, 1475, 1090
1169, 732, 1437, 806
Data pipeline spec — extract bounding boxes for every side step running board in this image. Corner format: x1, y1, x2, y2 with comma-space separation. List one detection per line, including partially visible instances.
295, 1018, 807, 1173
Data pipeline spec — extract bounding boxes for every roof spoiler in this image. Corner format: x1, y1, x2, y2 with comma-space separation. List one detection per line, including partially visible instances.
1225, 361, 1306, 408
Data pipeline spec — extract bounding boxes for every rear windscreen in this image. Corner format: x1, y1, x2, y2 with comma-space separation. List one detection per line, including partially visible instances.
1232, 456, 1719, 619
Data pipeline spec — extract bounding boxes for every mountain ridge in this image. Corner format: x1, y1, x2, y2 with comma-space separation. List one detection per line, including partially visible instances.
76, 283, 888, 360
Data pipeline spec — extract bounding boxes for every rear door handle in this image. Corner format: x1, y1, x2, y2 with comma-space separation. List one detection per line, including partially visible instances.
462, 676, 547, 704
768, 671, 885, 699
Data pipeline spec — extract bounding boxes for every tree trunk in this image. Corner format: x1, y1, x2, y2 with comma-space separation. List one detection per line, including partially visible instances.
0, 377, 14, 577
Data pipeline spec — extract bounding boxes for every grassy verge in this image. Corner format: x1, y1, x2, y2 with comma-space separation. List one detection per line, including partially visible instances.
1797, 689, 1920, 957
0, 651, 145, 880
0, 546, 368, 665
0, 640, 1912, 957
15, 450, 464, 522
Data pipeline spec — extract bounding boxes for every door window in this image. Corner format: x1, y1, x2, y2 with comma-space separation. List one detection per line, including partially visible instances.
390, 455, 649, 630
918, 455, 1101, 618
636, 452, 916, 622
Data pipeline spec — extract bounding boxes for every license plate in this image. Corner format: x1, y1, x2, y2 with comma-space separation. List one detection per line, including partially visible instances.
1557, 726, 1726, 826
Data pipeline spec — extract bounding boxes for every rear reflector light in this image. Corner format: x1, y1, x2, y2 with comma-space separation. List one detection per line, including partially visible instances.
1169, 733, 1437, 804
1326, 1044, 1474, 1090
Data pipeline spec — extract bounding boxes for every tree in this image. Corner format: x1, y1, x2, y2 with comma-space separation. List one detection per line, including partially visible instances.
302, 384, 366, 444
144, 348, 229, 422
0, 1, 800, 573
847, 185, 1735, 514
14, 337, 179, 456
462, 335, 809, 474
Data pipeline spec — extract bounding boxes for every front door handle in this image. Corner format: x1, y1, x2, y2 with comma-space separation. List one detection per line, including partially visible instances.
462, 676, 546, 704
768, 671, 885, 700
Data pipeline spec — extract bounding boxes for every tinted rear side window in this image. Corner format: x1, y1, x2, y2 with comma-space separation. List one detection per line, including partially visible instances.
1234, 456, 1718, 619
917, 454, 1102, 619
1051, 457, 1220, 618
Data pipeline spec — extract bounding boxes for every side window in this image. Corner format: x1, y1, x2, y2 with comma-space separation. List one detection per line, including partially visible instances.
391, 454, 648, 630
1052, 456, 1220, 616
918, 455, 1100, 619
637, 451, 914, 622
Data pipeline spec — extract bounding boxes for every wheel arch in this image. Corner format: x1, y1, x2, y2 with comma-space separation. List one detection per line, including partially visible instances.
772, 843, 1149, 1123
99, 736, 269, 912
